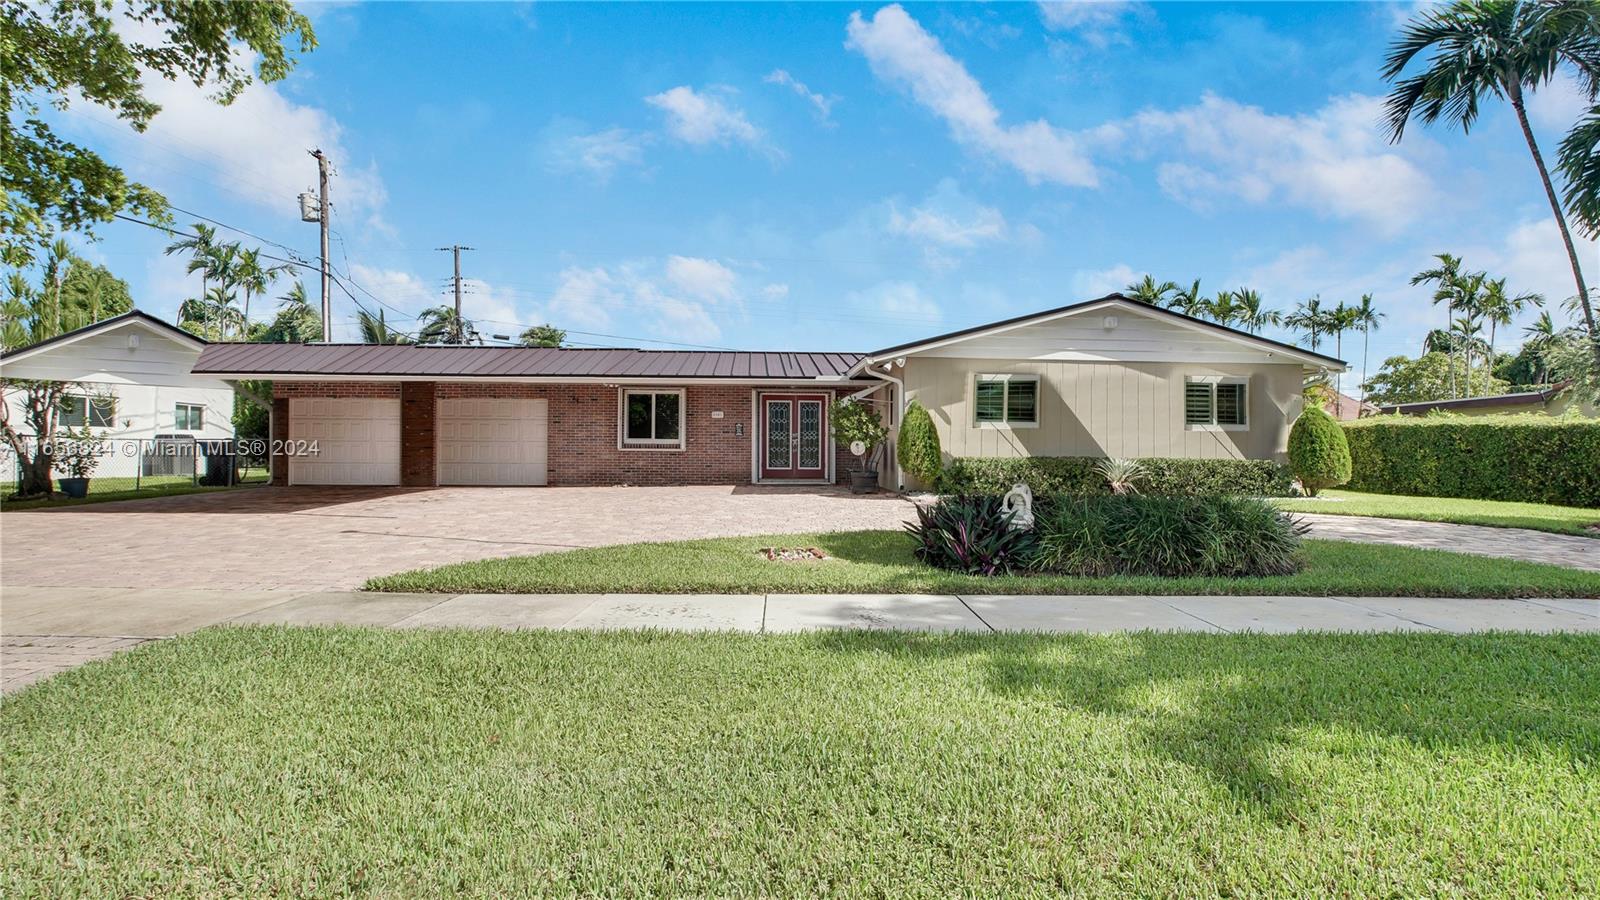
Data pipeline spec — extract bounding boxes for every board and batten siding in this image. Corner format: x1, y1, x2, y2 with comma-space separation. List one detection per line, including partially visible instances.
902, 357, 1305, 463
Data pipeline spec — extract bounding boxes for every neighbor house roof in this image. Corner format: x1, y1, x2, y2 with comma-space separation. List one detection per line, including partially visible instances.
1378, 381, 1572, 415
0, 309, 205, 366
193, 343, 868, 382
851, 293, 1348, 372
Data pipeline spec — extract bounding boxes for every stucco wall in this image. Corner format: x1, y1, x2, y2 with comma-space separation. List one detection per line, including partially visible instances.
901, 358, 1305, 463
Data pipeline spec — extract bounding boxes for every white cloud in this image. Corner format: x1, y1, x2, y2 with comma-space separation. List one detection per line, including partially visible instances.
1527, 71, 1591, 133
1072, 263, 1139, 298
887, 180, 1007, 249
845, 4, 1099, 187
1127, 92, 1437, 230
1037, 1, 1144, 47
1475, 218, 1598, 316
344, 264, 522, 342
646, 85, 782, 160
762, 283, 790, 300
544, 256, 753, 345
665, 256, 738, 302
545, 126, 648, 180
846, 281, 943, 322
764, 69, 837, 124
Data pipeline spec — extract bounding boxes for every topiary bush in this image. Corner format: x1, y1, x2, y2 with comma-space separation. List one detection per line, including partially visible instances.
939, 457, 1294, 497
1032, 495, 1306, 578
829, 398, 889, 473
905, 494, 1038, 576
896, 400, 943, 487
1287, 406, 1351, 496
1342, 414, 1600, 507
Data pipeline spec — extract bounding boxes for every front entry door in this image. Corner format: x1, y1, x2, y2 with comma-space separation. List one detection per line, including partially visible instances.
761, 393, 828, 480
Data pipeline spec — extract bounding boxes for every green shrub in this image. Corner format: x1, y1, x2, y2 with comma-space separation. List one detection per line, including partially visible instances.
1343, 414, 1600, 507
897, 400, 943, 486
1287, 406, 1351, 496
1033, 495, 1306, 578
905, 495, 1038, 576
939, 457, 1294, 497
829, 398, 889, 472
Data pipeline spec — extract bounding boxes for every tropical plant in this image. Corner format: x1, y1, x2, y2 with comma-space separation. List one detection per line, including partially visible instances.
1325, 302, 1363, 395
164, 223, 218, 330
829, 398, 890, 473
59, 260, 133, 328
357, 308, 412, 345
1032, 495, 1306, 578
1287, 406, 1352, 496
1284, 296, 1328, 351
233, 248, 283, 340
1204, 289, 1241, 327
1124, 275, 1178, 306
1558, 105, 1600, 241
260, 281, 321, 343
1520, 311, 1563, 383
1231, 288, 1279, 335
1168, 279, 1208, 318
52, 425, 104, 481
904, 494, 1038, 576
1383, 0, 1600, 363
1093, 457, 1146, 495
1361, 352, 1510, 405
1351, 294, 1385, 405
1412, 253, 1469, 396
897, 400, 943, 487
518, 324, 566, 348
417, 305, 478, 344
1476, 277, 1543, 370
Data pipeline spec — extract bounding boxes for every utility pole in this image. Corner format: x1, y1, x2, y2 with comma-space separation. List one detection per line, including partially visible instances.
309, 149, 332, 343
436, 245, 473, 342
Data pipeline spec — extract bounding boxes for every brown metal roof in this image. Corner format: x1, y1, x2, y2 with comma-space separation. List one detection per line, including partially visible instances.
192, 342, 868, 380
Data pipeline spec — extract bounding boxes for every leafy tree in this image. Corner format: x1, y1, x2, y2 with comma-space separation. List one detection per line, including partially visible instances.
1361, 352, 1510, 405
1123, 275, 1177, 306
1383, 0, 1600, 359
896, 400, 942, 488
518, 324, 567, 348
358, 308, 413, 345
829, 398, 890, 474
3, 2, 315, 267
1287, 406, 1351, 496
417, 305, 478, 345
60, 259, 133, 326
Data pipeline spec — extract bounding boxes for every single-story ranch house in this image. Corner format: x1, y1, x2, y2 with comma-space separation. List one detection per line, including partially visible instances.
190, 294, 1345, 490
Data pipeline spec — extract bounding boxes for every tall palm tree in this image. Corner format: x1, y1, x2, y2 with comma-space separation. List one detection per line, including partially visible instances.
1352, 294, 1386, 405
1285, 296, 1328, 351
232, 248, 281, 341
417, 305, 478, 344
1230, 288, 1279, 335
1522, 310, 1563, 383
1452, 312, 1489, 396
1412, 253, 1468, 397
1477, 277, 1543, 367
165, 223, 218, 328
1326, 302, 1363, 396
1169, 279, 1207, 317
1124, 275, 1178, 306
357, 307, 413, 345
1203, 290, 1240, 326
1383, 0, 1600, 362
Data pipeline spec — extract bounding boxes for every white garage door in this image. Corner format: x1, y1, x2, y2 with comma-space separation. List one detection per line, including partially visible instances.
288, 398, 401, 485
437, 398, 547, 485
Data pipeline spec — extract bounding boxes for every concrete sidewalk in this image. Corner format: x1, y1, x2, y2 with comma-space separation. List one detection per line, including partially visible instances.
4, 587, 1596, 691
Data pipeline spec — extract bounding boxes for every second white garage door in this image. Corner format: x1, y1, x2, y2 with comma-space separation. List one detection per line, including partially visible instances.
437, 398, 548, 485
289, 398, 402, 485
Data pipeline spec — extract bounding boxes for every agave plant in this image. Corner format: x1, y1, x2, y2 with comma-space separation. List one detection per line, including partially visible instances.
1094, 457, 1147, 495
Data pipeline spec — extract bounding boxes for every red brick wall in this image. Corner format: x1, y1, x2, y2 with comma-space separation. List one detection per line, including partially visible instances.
400, 382, 436, 486
270, 397, 289, 486
271, 380, 860, 486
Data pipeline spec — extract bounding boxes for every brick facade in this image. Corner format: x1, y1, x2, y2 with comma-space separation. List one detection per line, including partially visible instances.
270, 380, 863, 487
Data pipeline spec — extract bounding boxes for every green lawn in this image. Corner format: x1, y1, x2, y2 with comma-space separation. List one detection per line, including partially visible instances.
0, 479, 266, 510
366, 530, 1600, 598
1275, 489, 1600, 537
3, 627, 1596, 896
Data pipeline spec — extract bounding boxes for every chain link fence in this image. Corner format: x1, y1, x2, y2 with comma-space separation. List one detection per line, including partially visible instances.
2, 436, 270, 500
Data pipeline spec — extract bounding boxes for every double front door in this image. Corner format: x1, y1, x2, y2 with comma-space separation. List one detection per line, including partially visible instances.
760, 393, 827, 480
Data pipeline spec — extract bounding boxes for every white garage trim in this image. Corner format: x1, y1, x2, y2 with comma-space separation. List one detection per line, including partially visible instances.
288, 398, 401, 485
436, 397, 548, 486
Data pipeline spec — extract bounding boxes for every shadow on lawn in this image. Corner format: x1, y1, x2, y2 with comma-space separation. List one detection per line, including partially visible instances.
810, 628, 1600, 822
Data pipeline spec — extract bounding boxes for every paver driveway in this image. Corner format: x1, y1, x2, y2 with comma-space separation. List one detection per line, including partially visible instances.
0, 485, 917, 591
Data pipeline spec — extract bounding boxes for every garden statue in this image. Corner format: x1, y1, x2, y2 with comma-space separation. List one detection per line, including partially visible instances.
1001, 482, 1034, 531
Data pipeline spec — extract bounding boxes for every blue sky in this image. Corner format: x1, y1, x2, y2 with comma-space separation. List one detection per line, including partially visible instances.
46, 1, 1598, 384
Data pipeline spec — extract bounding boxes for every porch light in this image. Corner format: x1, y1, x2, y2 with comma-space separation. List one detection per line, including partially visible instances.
127, 334, 140, 350
1103, 316, 1118, 330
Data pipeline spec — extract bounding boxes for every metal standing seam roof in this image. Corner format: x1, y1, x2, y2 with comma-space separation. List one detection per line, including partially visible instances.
191, 342, 869, 380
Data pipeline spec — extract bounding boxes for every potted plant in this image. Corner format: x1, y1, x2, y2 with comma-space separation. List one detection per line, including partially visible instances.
829, 398, 889, 494
53, 427, 103, 499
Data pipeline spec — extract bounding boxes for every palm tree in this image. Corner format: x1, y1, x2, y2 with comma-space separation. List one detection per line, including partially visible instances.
1477, 277, 1543, 367
1231, 288, 1279, 335
1383, 0, 1600, 363
518, 324, 567, 348
1412, 253, 1467, 397
357, 307, 413, 345
165, 223, 217, 329
1168, 279, 1207, 317
417, 305, 478, 345
1285, 296, 1328, 351
1124, 275, 1178, 306
1558, 105, 1600, 242
1326, 302, 1363, 396
1351, 294, 1385, 405
1452, 312, 1488, 396
1522, 310, 1562, 383
232, 248, 282, 341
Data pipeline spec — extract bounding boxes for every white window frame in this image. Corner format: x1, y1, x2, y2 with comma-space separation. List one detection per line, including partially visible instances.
174, 402, 204, 431
1184, 376, 1249, 431
59, 393, 116, 428
617, 387, 687, 451
972, 373, 1040, 429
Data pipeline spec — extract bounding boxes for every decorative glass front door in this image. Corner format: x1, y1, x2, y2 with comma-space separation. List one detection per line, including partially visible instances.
760, 394, 828, 480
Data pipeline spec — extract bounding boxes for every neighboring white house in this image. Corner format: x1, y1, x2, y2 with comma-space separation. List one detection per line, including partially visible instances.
0, 310, 236, 443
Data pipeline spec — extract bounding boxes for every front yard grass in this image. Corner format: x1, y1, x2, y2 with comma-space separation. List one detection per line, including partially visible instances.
366, 530, 1600, 598
3, 627, 1596, 896
1274, 489, 1600, 537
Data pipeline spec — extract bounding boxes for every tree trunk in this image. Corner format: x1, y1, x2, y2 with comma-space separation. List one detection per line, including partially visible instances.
1510, 93, 1599, 367
1361, 328, 1370, 406
1447, 301, 1458, 398
242, 289, 251, 341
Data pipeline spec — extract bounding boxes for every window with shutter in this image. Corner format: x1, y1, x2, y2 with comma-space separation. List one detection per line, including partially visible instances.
973, 375, 1039, 426
1184, 383, 1214, 425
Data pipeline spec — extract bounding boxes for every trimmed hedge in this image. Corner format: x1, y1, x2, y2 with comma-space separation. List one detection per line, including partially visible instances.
897, 400, 943, 486
1288, 406, 1351, 496
939, 456, 1295, 497
1343, 414, 1600, 508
